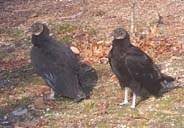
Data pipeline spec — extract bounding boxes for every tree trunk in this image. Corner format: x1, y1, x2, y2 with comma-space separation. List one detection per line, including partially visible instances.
130, 0, 136, 36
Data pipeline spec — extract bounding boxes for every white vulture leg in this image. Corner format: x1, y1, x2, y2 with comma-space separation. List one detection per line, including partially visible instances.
119, 87, 129, 105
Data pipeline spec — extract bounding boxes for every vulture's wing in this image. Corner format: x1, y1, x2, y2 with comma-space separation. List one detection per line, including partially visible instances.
31, 41, 84, 99
124, 47, 162, 81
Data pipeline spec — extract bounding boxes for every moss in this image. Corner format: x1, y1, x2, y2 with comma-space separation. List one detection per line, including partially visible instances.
79, 100, 96, 112
6, 96, 32, 107
146, 20, 157, 27
13, 28, 24, 37
18, 97, 32, 105
174, 88, 184, 93
62, 34, 73, 44
53, 23, 78, 33
87, 28, 97, 35
0, 27, 24, 38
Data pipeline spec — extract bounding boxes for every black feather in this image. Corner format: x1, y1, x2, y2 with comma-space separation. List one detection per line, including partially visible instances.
109, 28, 175, 102
30, 23, 89, 101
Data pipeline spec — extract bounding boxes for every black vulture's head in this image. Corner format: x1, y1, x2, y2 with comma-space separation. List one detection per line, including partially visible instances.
111, 28, 127, 40
29, 22, 49, 36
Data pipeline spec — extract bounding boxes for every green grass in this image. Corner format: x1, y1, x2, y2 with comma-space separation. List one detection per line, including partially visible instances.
86, 28, 97, 36
79, 100, 96, 112
96, 121, 108, 128
12, 28, 24, 37
6, 96, 32, 108
52, 23, 78, 33
62, 34, 73, 44
0, 27, 25, 40
146, 20, 158, 27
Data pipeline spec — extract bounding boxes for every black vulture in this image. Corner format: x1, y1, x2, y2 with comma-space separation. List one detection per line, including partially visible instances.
109, 28, 175, 108
29, 22, 88, 102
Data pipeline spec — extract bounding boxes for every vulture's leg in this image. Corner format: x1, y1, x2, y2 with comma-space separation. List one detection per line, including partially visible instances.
49, 88, 55, 99
130, 92, 136, 108
119, 87, 129, 105
43, 88, 55, 102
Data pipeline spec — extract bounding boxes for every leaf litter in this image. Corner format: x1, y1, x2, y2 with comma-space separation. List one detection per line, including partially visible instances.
0, 0, 184, 127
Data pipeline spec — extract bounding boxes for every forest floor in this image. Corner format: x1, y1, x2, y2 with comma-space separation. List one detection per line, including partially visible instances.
0, 0, 184, 128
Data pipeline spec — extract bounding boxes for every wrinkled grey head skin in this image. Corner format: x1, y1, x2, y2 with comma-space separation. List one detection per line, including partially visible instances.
29, 22, 44, 36
111, 28, 127, 39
